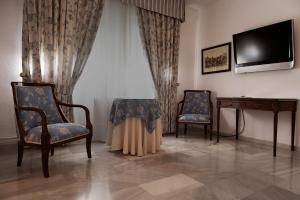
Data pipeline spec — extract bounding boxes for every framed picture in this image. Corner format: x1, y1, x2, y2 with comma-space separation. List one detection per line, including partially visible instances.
202, 42, 231, 75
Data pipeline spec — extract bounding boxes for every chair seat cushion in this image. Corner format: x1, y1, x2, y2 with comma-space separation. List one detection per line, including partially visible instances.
178, 114, 210, 123
25, 123, 89, 144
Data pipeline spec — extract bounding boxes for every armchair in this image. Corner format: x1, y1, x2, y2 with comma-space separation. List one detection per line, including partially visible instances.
11, 82, 93, 177
176, 90, 213, 139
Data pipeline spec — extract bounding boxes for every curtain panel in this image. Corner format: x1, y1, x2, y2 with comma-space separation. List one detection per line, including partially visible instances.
121, 0, 185, 22
22, 0, 104, 120
137, 9, 180, 134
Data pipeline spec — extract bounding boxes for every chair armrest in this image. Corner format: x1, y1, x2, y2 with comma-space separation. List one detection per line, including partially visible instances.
16, 106, 49, 134
58, 101, 92, 128
177, 100, 184, 116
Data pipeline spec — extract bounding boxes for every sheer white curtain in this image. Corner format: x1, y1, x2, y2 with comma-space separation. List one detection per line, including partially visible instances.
73, 0, 155, 141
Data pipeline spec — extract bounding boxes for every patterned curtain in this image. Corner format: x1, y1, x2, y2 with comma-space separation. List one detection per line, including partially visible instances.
137, 9, 180, 134
22, 0, 104, 120
120, 0, 185, 22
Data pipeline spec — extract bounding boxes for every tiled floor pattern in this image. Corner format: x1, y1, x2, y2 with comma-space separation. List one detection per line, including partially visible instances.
1, 130, 300, 200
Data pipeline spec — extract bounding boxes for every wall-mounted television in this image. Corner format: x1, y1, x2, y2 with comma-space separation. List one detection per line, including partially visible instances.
233, 20, 294, 73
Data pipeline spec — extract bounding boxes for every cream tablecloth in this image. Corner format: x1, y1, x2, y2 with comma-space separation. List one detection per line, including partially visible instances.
106, 117, 162, 156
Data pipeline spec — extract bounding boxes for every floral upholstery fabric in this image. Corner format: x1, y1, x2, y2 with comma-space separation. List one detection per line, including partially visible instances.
182, 92, 210, 115
16, 86, 64, 131
25, 123, 89, 144
178, 114, 210, 123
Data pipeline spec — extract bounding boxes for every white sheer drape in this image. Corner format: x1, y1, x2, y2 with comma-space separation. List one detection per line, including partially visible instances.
73, 0, 155, 141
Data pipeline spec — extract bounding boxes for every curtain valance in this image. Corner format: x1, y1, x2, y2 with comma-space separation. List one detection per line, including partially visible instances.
121, 0, 185, 22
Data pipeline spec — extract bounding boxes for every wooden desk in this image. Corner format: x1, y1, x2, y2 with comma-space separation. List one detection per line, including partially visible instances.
216, 97, 297, 156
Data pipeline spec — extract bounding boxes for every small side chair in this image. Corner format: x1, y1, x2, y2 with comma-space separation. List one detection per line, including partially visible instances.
176, 90, 213, 139
11, 82, 93, 177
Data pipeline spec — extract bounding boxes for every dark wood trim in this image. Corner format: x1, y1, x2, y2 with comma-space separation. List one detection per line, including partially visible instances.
217, 100, 221, 143
50, 146, 54, 156
273, 111, 278, 157
176, 90, 213, 139
216, 97, 297, 157
11, 82, 93, 177
17, 143, 24, 166
217, 97, 297, 102
201, 42, 231, 75
58, 101, 92, 130
236, 109, 239, 140
291, 111, 296, 151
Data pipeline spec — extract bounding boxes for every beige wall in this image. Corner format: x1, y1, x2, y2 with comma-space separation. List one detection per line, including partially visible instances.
177, 6, 199, 100
187, 0, 300, 145
0, 0, 23, 139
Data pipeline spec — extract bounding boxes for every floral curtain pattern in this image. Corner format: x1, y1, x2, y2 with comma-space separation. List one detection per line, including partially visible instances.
22, 0, 104, 120
137, 9, 180, 133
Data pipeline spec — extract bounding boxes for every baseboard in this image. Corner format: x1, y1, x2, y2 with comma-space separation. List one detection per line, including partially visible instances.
0, 138, 18, 144
238, 135, 294, 150
1, 128, 294, 150
177, 124, 296, 150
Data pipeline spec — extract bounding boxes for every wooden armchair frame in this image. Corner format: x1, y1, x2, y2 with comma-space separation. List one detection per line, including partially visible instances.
176, 90, 213, 139
11, 82, 93, 177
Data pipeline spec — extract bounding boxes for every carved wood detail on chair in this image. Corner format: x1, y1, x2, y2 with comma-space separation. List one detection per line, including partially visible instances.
11, 82, 93, 177
176, 90, 213, 139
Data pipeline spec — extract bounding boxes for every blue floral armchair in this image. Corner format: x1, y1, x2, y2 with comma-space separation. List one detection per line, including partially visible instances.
11, 82, 93, 177
176, 90, 213, 139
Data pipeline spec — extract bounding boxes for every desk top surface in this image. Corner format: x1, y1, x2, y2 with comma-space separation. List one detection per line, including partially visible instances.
217, 97, 298, 102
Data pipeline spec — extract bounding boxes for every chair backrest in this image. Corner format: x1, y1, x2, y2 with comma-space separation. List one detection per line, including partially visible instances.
12, 83, 64, 131
181, 90, 211, 115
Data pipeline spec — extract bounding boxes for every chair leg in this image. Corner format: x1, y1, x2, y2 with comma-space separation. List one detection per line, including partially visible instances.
204, 125, 208, 138
42, 147, 50, 178
184, 124, 188, 134
176, 122, 179, 138
209, 124, 213, 141
50, 146, 54, 156
86, 136, 92, 158
17, 143, 24, 167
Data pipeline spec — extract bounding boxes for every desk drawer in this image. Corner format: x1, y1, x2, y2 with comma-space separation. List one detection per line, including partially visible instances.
217, 98, 297, 112
219, 100, 273, 110
244, 102, 273, 110
219, 100, 243, 108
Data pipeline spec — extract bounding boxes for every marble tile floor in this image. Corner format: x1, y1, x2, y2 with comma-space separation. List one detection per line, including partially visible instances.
1, 131, 300, 200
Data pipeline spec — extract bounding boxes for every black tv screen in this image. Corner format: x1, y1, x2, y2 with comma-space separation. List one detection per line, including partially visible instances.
233, 20, 294, 73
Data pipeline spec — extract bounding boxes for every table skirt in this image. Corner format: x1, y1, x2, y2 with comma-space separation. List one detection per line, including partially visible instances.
106, 118, 162, 156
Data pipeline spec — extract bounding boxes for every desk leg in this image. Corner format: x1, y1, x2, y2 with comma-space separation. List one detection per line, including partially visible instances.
273, 112, 278, 157
291, 111, 296, 151
236, 109, 239, 140
217, 105, 220, 143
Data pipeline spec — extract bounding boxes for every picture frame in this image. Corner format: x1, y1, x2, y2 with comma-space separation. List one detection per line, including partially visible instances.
201, 42, 231, 75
